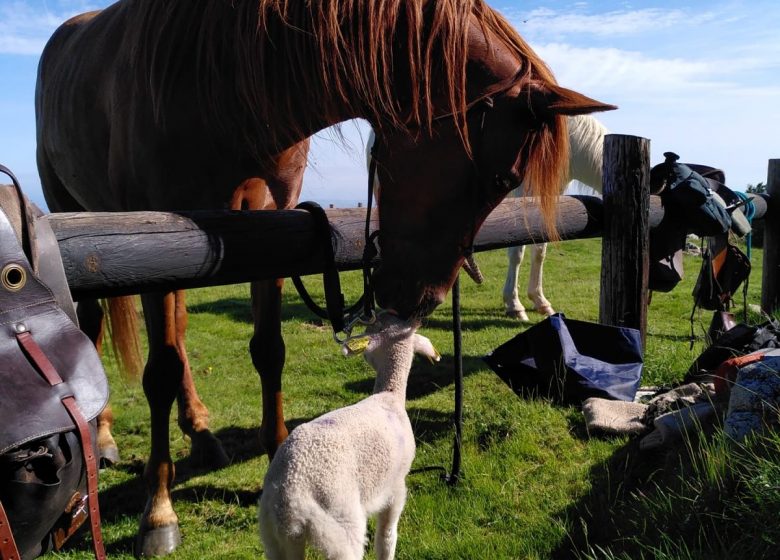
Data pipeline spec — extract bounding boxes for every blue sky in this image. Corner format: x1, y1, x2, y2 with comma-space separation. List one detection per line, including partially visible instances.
1, 0, 778, 210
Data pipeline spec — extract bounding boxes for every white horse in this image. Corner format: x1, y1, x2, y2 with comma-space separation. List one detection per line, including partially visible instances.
503, 114, 608, 320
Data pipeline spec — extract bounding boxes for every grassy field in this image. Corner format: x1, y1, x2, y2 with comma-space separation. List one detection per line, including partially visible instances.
45, 237, 779, 559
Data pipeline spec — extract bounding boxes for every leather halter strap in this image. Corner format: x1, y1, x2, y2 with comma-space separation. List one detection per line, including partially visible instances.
13, 331, 106, 560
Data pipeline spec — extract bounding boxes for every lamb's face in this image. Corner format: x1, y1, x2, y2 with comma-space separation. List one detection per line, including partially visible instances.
362, 315, 416, 370
362, 314, 442, 372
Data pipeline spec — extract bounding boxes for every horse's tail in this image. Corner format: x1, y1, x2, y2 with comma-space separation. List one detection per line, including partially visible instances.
102, 296, 143, 379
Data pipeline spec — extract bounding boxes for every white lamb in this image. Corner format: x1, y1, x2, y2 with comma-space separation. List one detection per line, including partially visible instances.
258, 313, 438, 560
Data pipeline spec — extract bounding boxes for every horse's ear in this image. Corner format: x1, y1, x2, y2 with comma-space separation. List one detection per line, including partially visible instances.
524, 81, 617, 116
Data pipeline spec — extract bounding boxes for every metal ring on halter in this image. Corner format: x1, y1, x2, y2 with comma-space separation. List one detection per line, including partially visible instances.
332, 308, 378, 344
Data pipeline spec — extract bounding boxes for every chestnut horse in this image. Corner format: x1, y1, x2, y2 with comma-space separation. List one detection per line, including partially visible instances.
36, 0, 613, 554
503, 114, 608, 320
80, 141, 310, 471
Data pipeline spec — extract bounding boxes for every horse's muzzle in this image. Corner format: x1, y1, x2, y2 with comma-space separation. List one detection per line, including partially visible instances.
372, 268, 447, 320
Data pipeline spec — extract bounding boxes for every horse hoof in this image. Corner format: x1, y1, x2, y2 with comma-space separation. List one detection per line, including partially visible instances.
135, 524, 181, 557
535, 305, 555, 317
505, 310, 530, 322
190, 430, 230, 470
99, 445, 120, 468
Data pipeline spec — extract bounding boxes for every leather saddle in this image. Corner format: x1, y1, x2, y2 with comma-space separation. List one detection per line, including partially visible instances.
0, 165, 108, 560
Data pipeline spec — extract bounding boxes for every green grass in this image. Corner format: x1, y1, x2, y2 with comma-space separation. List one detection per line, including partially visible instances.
44, 238, 776, 559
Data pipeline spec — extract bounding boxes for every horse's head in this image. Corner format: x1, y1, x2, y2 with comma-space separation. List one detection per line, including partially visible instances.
367, 7, 615, 319
372, 82, 613, 318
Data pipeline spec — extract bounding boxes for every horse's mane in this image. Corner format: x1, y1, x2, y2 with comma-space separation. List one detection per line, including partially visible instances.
568, 115, 609, 192
126, 0, 566, 230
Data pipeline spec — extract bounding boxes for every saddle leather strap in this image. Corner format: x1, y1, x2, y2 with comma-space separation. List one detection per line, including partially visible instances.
15, 331, 106, 560
61, 397, 105, 560
0, 501, 21, 560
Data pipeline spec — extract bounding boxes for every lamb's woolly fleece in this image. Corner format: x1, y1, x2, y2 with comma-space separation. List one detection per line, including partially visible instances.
258, 314, 423, 560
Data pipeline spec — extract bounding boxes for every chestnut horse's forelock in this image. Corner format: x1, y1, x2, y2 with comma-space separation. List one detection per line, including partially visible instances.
127, 0, 567, 234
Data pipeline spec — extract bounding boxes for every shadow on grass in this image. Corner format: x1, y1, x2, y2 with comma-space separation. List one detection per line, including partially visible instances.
548, 436, 669, 560
343, 353, 487, 402
647, 330, 701, 343
420, 312, 539, 332
85, 402, 461, 557
187, 296, 325, 325
188, 294, 539, 334
549, 421, 731, 560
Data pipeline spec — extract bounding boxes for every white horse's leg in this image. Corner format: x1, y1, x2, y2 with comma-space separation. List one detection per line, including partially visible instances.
503, 245, 530, 321
527, 243, 555, 316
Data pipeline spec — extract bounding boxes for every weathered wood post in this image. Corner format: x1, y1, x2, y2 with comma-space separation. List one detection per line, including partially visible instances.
599, 134, 651, 346
761, 159, 780, 314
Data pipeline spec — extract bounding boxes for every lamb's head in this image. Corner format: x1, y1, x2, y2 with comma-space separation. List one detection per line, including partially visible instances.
341, 313, 440, 375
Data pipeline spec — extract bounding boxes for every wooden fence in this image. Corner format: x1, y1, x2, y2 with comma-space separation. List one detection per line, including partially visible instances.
41, 136, 777, 335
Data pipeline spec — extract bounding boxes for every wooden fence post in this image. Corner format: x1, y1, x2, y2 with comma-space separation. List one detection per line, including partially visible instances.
761, 159, 780, 315
599, 134, 651, 347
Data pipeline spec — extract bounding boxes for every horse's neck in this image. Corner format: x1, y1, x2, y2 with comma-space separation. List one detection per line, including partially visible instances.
568, 115, 608, 193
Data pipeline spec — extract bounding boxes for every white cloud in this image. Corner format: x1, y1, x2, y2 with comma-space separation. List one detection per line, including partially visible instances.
536, 43, 718, 96
521, 8, 711, 37
492, 3, 779, 188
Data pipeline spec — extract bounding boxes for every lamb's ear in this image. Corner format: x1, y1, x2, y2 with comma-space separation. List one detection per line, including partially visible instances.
413, 334, 441, 364
523, 81, 617, 117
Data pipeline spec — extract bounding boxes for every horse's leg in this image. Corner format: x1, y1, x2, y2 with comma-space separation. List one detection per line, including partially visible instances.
503, 245, 530, 321
76, 298, 121, 466
171, 290, 229, 469
136, 292, 185, 556
527, 243, 555, 316
250, 278, 288, 458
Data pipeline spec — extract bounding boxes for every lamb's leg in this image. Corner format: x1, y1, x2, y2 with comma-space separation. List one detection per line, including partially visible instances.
503, 245, 529, 321
310, 510, 366, 560
527, 243, 555, 316
259, 523, 304, 560
375, 485, 407, 560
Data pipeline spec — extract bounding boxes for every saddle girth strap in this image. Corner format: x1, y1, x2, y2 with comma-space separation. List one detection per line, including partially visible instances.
15, 331, 106, 560
0, 501, 21, 560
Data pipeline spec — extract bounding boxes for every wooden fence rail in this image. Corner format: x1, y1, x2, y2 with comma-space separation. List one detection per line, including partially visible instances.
47, 195, 610, 300
42, 148, 775, 326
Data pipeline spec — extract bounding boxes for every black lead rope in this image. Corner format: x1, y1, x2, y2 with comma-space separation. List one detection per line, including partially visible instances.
291, 138, 380, 339
444, 275, 464, 485
291, 201, 363, 335
362, 140, 381, 318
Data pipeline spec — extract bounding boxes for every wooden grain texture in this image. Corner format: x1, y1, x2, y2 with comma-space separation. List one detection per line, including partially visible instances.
39, 181, 769, 302
45, 196, 608, 299
599, 134, 651, 346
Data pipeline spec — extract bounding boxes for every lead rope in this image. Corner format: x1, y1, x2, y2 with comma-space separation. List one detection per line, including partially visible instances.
291, 139, 380, 342
362, 139, 380, 321
446, 97, 493, 486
